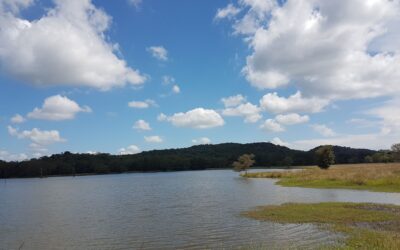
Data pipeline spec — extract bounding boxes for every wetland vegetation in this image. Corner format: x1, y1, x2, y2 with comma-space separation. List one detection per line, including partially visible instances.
243, 202, 400, 249
243, 163, 400, 193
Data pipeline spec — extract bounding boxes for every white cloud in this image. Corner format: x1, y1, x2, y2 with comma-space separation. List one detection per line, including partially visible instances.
147, 46, 168, 61
275, 113, 309, 125
222, 102, 262, 123
133, 119, 151, 131
0, 0, 33, 14
119, 145, 141, 155
368, 98, 400, 135
192, 137, 211, 145
162, 75, 175, 85
8, 126, 65, 145
11, 114, 25, 123
221, 94, 246, 107
260, 119, 285, 132
128, 99, 157, 109
86, 151, 100, 155
29, 143, 48, 153
27, 95, 91, 121
270, 137, 290, 147
0, 150, 28, 162
127, 0, 142, 9
160, 108, 225, 129
292, 132, 399, 151
311, 124, 336, 137
227, 0, 400, 100
215, 3, 240, 20
243, 68, 290, 89
346, 118, 378, 128
260, 92, 329, 114
157, 113, 167, 121
172, 85, 180, 94
144, 135, 163, 143
0, 0, 146, 90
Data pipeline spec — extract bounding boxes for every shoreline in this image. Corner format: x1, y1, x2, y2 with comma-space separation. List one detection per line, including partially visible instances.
0, 166, 299, 180
243, 202, 400, 249
243, 163, 400, 193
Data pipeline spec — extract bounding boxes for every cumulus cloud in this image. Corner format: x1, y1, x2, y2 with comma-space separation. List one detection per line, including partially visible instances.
243, 68, 290, 90
29, 143, 48, 153
260, 92, 329, 114
144, 135, 163, 143
8, 126, 65, 145
0, 150, 28, 162
368, 98, 400, 135
147, 46, 168, 61
172, 85, 180, 94
192, 137, 211, 145
0, 0, 146, 90
159, 108, 224, 129
270, 137, 290, 147
133, 119, 151, 131
221, 94, 246, 108
11, 114, 25, 123
119, 145, 141, 155
222, 0, 400, 100
215, 3, 240, 20
27, 95, 91, 121
0, 0, 33, 14
346, 118, 378, 128
128, 99, 157, 109
127, 0, 142, 9
292, 132, 399, 151
311, 124, 336, 137
275, 113, 309, 125
222, 102, 262, 123
260, 119, 285, 132
162, 75, 175, 85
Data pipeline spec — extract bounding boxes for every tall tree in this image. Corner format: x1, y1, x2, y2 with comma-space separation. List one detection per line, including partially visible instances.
391, 143, 400, 162
315, 146, 335, 169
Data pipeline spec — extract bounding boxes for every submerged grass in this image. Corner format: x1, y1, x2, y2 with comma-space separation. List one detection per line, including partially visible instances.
243, 202, 400, 249
243, 163, 400, 192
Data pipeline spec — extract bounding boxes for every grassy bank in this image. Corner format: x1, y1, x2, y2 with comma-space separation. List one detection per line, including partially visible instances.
243, 202, 400, 249
243, 163, 400, 192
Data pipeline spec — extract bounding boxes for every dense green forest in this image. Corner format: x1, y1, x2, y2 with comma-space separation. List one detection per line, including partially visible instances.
0, 143, 380, 178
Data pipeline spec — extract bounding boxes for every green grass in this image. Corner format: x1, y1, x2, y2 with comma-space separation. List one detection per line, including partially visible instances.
276, 178, 400, 193
243, 163, 400, 193
243, 202, 400, 249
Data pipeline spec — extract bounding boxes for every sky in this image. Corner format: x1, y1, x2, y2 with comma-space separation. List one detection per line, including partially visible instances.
1, 0, 400, 161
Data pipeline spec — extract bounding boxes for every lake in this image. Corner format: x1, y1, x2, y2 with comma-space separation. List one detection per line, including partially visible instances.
1, 170, 400, 249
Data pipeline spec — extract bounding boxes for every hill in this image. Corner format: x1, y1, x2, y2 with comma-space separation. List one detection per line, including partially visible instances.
0, 143, 376, 178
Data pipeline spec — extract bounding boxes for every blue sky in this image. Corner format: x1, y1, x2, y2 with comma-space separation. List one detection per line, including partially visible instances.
1, 0, 400, 161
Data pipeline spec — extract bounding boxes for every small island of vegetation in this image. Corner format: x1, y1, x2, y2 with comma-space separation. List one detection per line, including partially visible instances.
243, 202, 400, 249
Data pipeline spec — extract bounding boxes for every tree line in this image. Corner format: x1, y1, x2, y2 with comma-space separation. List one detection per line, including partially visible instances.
0, 142, 390, 179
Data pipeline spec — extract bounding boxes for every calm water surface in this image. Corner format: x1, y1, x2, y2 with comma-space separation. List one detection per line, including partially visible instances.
1, 170, 400, 249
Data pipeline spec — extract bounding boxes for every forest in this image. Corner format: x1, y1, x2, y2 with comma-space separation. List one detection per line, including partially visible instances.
0, 142, 389, 178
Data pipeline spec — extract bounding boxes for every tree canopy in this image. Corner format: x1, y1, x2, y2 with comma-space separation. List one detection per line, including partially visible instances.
315, 145, 335, 169
232, 154, 255, 173
0, 143, 378, 179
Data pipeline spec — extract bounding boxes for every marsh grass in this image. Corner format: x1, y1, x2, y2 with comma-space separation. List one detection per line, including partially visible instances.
243, 202, 400, 249
243, 163, 400, 192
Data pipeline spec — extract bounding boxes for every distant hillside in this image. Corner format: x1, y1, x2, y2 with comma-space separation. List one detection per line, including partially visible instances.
0, 142, 376, 178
